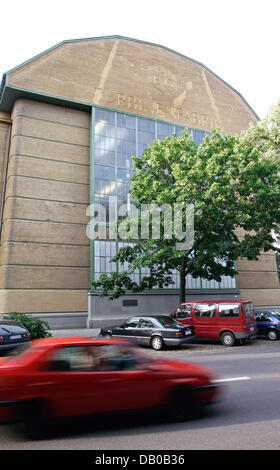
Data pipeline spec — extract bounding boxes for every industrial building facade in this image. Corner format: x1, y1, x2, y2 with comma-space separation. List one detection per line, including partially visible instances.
0, 36, 279, 327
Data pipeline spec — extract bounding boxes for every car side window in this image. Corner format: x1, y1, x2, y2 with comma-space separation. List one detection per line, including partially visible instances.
47, 345, 142, 372
174, 304, 191, 319
95, 345, 142, 371
195, 304, 216, 318
123, 320, 139, 328
218, 304, 240, 318
138, 319, 154, 328
48, 346, 98, 372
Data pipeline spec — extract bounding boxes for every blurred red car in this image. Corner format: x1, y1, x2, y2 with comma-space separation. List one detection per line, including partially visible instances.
0, 337, 221, 437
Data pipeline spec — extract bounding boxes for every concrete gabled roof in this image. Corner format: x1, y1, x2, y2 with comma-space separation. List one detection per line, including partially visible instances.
0, 36, 259, 130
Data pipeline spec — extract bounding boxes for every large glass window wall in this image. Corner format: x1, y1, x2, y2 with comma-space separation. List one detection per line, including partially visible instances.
91, 107, 236, 290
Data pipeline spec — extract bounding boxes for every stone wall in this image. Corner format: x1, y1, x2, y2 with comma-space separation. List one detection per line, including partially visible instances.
0, 99, 90, 315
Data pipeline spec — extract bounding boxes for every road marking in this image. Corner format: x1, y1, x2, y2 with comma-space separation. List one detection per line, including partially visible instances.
213, 376, 251, 383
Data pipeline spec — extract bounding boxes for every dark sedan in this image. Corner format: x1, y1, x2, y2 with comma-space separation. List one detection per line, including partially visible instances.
256, 310, 280, 340
99, 315, 195, 350
0, 320, 31, 351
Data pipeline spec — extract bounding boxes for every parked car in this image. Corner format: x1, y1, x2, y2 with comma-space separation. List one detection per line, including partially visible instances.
0, 319, 31, 351
255, 311, 280, 340
0, 336, 221, 438
171, 300, 257, 346
99, 315, 194, 350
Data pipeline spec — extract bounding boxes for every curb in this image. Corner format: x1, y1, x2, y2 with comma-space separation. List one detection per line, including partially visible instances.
51, 328, 100, 338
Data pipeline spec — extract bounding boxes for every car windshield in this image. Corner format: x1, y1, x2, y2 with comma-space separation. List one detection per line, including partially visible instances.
155, 316, 182, 328
244, 303, 254, 316
1, 342, 32, 362
271, 312, 280, 320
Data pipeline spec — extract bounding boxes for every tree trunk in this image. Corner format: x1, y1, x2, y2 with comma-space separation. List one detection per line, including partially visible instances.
179, 257, 186, 304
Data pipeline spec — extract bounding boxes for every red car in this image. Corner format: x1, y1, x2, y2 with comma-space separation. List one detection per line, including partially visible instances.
0, 337, 221, 437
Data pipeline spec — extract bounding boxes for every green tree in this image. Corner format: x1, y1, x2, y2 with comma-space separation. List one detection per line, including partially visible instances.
242, 101, 280, 255
4, 312, 52, 339
242, 101, 280, 164
90, 129, 280, 303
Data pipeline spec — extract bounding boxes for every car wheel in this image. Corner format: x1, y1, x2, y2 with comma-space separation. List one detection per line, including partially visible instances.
168, 386, 197, 422
267, 329, 279, 341
220, 331, 236, 347
150, 335, 164, 350
102, 331, 112, 338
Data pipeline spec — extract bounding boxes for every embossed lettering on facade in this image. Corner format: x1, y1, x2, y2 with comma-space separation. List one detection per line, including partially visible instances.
92, 87, 220, 130
148, 65, 193, 94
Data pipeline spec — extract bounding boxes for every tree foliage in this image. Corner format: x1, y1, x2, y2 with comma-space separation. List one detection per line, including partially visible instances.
242, 101, 280, 164
4, 312, 52, 339
91, 126, 280, 303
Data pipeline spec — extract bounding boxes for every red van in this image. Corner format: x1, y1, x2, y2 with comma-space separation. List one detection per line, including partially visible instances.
171, 300, 257, 346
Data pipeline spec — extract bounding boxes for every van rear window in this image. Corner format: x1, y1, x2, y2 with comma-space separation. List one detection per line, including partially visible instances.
218, 304, 240, 318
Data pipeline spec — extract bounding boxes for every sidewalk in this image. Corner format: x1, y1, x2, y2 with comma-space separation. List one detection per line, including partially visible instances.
51, 328, 100, 338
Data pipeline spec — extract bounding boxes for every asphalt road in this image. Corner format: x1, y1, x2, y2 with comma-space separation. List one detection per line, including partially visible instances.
1, 334, 280, 451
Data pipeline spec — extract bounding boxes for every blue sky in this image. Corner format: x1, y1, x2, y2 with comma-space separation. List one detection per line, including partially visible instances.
1, 0, 279, 120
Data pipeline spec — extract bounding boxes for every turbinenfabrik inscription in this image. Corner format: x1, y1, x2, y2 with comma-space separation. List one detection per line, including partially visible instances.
92, 60, 221, 130
92, 87, 220, 130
